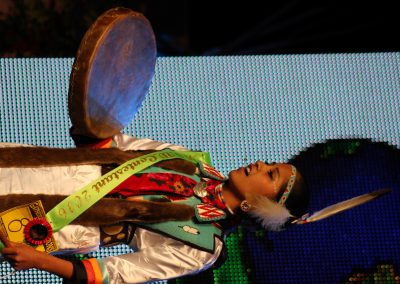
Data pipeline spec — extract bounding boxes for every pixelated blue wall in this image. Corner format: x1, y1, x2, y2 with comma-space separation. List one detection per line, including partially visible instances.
0, 53, 399, 283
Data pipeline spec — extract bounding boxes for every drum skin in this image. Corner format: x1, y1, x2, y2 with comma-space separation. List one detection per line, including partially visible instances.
68, 7, 156, 139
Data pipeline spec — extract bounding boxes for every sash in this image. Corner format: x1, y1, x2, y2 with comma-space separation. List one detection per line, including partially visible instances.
46, 149, 210, 231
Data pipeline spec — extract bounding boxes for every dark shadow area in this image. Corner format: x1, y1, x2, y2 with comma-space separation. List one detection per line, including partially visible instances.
1, 0, 399, 57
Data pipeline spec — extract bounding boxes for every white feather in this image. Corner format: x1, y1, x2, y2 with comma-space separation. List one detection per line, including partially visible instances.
246, 194, 291, 231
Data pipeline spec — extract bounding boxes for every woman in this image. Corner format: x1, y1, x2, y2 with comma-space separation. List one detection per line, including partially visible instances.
0, 133, 309, 283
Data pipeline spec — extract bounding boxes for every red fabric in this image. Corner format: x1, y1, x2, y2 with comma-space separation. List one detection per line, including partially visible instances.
201, 179, 226, 210
109, 172, 197, 197
81, 259, 96, 284
109, 172, 227, 210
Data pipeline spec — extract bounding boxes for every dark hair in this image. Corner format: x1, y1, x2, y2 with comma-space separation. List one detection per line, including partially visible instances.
284, 171, 310, 218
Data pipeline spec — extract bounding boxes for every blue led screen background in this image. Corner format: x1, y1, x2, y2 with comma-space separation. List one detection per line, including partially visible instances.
0, 53, 399, 283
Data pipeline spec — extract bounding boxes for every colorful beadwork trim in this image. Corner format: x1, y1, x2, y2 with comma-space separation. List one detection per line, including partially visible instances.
215, 183, 235, 215
195, 204, 226, 222
198, 162, 226, 181
278, 165, 297, 205
81, 258, 109, 284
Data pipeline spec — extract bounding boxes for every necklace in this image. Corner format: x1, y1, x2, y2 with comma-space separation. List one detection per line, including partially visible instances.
193, 181, 235, 215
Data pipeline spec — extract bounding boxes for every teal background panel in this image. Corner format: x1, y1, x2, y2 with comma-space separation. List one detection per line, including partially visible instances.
1, 53, 399, 283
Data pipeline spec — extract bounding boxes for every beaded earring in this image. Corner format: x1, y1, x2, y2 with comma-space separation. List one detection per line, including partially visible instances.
240, 200, 251, 212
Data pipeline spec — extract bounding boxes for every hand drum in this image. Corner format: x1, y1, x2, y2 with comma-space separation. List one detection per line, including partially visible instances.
68, 7, 156, 139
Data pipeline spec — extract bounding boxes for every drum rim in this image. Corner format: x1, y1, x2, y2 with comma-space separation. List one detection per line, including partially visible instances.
68, 7, 156, 139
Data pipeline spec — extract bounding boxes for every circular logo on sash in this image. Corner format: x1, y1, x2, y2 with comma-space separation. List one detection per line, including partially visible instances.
24, 218, 53, 246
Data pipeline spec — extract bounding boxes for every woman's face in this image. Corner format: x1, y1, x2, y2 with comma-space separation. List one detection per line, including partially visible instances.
228, 161, 294, 200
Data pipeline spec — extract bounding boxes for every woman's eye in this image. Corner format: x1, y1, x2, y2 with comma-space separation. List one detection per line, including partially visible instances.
268, 169, 277, 182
